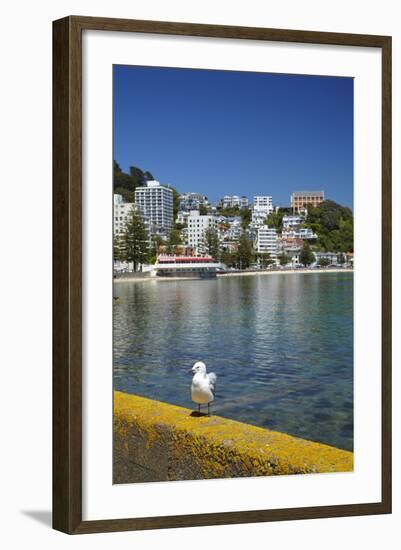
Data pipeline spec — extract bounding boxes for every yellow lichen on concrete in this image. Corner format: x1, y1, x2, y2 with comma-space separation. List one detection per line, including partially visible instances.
113, 390, 353, 482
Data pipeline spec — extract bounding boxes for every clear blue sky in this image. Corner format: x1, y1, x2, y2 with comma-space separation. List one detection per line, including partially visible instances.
113, 65, 353, 208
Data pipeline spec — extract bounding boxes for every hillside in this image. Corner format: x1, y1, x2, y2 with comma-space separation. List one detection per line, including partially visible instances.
305, 200, 353, 253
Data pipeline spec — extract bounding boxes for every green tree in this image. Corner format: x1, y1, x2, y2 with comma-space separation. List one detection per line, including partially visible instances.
113, 234, 124, 262
122, 207, 149, 271
130, 165, 153, 181
240, 208, 252, 229
338, 252, 346, 265
318, 257, 330, 267
199, 203, 209, 215
113, 161, 150, 203
171, 188, 181, 221
174, 222, 187, 231
266, 210, 285, 230
305, 200, 353, 253
219, 206, 241, 217
149, 235, 164, 264
221, 250, 237, 268
278, 252, 291, 266
236, 235, 254, 269
338, 218, 353, 253
114, 186, 135, 204
299, 241, 315, 267
202, 227, 220, 259
165, 229, 183, 255
169, 229, 182, 246
257, 252, 274, 268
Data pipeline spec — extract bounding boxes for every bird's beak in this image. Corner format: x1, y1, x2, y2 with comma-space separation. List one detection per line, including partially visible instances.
188, 369, 193, 374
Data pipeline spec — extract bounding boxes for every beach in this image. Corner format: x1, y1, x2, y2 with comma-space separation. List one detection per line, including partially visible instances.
114, 267, 353, 283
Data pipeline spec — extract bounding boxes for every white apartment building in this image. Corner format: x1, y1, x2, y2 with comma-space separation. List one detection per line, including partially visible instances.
253, 195, 273, 211
282, 227, 317, 240
179, 192, 208, 212
187, 210, 219, 255
218, 216, 243, 241
298, 228, 317, 240
282, 215, 302, 229
220, 195, 249, 209
135, 180, 173, 236
251, 195, 273, 224
114, 194, 135, 235
241, 196, 249, 209
114, 193, 127, 234
176, 211, 190, 225
113, 194, 151, 240
224, 217, 242, 240
254, 226, 278, 260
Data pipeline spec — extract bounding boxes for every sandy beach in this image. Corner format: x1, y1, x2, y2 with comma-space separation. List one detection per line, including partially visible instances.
114, 268, 353, 283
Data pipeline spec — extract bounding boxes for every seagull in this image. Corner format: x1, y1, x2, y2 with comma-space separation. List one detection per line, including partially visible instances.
189, 361, 217, 416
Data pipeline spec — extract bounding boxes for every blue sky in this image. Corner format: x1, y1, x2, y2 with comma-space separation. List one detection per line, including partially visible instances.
113, 65, 353, 208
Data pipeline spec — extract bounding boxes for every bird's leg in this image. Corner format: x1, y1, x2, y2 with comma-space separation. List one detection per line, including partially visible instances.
198, 404, 200, 414
207, 402, 210, 416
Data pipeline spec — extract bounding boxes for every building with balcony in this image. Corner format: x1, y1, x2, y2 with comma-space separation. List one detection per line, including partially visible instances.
254, 226, 278, 260
135, 180, 173, 237
251, 195, 273, 224
220, 195, 249, 209
179, 192, 208, 212
187, 210, 219, 255
282, 214, 303, 229
290, 190, 325, 212
282, 227, 318, 240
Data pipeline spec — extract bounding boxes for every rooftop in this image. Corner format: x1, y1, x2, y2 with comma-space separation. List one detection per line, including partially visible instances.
291, 190, 324, 197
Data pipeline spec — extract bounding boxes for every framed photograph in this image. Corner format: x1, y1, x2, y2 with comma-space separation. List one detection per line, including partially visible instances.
53, 16, 392, 534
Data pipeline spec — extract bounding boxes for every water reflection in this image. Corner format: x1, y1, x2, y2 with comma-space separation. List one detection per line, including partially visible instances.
113, 273, 353, 451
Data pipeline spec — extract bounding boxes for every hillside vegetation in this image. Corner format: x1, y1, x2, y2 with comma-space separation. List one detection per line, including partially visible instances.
305, 200, 353, 253
113, 161, 154, 203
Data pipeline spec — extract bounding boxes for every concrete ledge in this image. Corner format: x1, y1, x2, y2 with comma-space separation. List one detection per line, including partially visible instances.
114, 391, 353, 483
114, 271, 151, 280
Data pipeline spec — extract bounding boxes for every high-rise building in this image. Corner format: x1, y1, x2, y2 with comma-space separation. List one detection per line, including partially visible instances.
187, 210, 219, 255
254, 226, 278, 259
290, 190, 324, 212
135, 180, 173, 236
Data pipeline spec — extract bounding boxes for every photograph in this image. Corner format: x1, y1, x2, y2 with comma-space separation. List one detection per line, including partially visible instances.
112, 64, 355, 484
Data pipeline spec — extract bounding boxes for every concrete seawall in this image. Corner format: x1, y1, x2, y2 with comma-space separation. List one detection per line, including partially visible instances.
114, 391, 353, 483
114, 271, 151, 281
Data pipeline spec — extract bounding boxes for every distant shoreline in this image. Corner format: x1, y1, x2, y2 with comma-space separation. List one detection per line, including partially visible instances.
114, 268, 353, 283
217, 268, 353, 278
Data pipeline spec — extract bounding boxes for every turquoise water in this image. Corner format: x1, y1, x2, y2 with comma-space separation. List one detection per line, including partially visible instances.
113, 272, 353, 451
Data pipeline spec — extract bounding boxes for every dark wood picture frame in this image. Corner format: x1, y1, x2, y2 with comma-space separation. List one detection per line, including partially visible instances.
53, 15, 392, 534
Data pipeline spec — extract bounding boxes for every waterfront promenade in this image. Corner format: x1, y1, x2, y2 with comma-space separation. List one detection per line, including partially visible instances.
114, 267, 353, 283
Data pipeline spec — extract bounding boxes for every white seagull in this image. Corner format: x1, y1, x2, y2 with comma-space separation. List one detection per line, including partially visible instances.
190, 361, 217, 416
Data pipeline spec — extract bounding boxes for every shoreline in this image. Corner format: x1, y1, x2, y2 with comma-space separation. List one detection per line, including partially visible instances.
217, 267, 353, 278
114, 268, 353, 283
